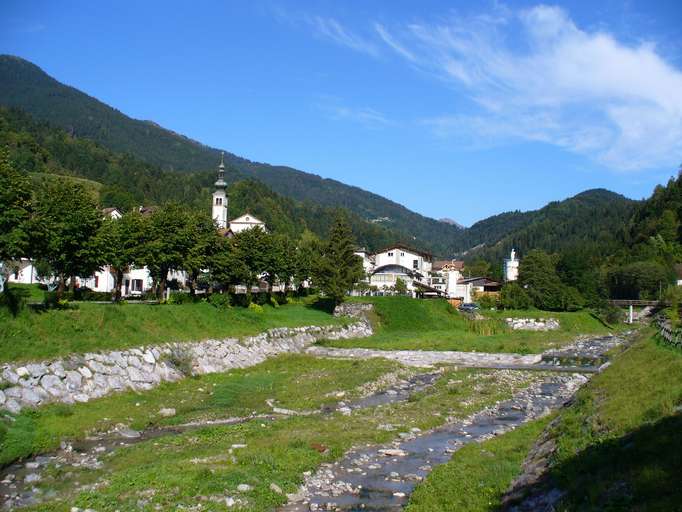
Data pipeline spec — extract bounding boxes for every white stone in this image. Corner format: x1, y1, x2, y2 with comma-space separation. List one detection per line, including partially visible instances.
158, 407, 176, 417
78, 366, 93, 379
15, 367, 30, 378
237, 484, 252, 492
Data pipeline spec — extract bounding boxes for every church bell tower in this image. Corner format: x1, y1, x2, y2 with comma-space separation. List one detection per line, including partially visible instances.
212, 152, 228, 229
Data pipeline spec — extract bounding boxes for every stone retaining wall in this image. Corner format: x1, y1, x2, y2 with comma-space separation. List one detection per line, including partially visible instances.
0, 307, 373, 414
506, 318, 560, 331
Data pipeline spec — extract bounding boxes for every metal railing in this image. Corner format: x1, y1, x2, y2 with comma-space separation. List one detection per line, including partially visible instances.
657, 317, 682, 349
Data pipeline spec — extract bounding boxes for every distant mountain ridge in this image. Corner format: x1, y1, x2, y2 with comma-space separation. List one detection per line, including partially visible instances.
0, 55, 638, 259
0, 55, 465, 256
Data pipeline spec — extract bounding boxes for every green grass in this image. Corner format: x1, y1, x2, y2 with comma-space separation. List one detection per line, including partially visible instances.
6, 282, 46, 303
0, 302, 344, 364
320, 297, 617, 354
540, 329, 682, 511
0, 354, 402, 466
9, 358, 540, 511
406, 416, 552, 512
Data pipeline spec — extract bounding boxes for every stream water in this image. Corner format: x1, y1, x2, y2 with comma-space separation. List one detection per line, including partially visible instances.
1, 334, 627, 510
280, 374, 587, 511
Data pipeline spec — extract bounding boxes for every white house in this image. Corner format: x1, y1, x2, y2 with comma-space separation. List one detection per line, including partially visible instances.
7, 157, 267, 298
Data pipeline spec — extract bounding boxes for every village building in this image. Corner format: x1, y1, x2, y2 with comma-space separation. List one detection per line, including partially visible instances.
7, 156, 266, 298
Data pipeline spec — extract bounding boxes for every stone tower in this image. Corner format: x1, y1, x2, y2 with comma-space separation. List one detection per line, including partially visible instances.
212, 152, 228, 229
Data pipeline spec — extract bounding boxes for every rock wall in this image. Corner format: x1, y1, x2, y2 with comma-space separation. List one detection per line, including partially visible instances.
506, 318, 560, 331
0, 306, 373, 414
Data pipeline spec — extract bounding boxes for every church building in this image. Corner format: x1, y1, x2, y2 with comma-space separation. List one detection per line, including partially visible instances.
212, 152, 266, 235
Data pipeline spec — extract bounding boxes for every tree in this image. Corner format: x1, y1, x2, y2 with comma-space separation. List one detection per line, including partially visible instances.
518, 249, 584, 311
500, 282, 532, 310
0, 147, 32, 291
98, 211, 147, 301
607, 261, 673, 300
465, 259, 491, 278
183, 211, 220, 296
394, 277, 408, 295
208, 236, 249, 293
294, 229, 321, 293
32, 178, 103, 299
232, 226, 271, 300
313, 215, 364, 305
145, 204, 195, 300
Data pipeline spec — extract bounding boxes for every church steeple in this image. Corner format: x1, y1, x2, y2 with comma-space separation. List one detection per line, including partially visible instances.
215, 151, 227, 189
212, 152, 228, 229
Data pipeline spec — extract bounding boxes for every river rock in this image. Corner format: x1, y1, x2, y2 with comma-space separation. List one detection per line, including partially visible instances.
15, 367, 30, 378
40, 374, 66, 397
158, 407, 176, 417
237, 484, 252, 492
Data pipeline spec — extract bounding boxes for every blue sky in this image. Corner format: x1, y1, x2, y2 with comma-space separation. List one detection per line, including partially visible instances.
2, 1, 682, 226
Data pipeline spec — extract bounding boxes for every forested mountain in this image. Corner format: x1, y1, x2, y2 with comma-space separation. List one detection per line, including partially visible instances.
0, 55, 465, 255
0, 107, 403, 251
463, 189, 638, 263
0, 55, 642, 260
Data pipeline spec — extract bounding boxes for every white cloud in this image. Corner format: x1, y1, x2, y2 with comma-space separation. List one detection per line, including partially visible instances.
308, 16, 380, 57
374, 23, 416, 62
316, 97, 392, 128
379, 5, 682, 171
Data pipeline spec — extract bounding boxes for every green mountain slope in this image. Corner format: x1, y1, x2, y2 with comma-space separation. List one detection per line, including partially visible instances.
0, 55, 639, 260
0, 54, 464, 255
0, 107, 402, 250
463, 189, 638, 263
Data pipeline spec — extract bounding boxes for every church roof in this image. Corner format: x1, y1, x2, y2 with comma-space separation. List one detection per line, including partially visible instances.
230, 213, 265, 224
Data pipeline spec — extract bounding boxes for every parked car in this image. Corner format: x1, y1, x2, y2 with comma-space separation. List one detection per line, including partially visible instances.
458, 303, 479, 313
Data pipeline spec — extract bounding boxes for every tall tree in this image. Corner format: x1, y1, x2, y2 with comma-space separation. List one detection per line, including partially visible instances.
98, 211, 148, 301
313, 215, 364, 305
145, 203, 194, 300
208, 236, 249, 293
184, 211, 220, 296
32, 177, 103, 298
0, 147, 32, 291
232, 226, 270, 298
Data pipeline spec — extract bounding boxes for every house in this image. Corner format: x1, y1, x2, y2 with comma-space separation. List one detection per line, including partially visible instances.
7, 156, 267, 298
368, 244, 436, 295
453, 277, 502, 303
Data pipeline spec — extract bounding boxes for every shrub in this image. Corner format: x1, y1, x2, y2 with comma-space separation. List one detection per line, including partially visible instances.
477, 294, 499, 310
208, 293, 230, 309
231, 293, 251, 308
248, 303, 264, 314
167, 292, 194, 305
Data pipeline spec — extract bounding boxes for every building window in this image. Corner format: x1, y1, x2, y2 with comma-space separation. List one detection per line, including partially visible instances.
216, 197, 222, 206
94, 276, 99, 288
388, 252, 394, 257
413, 259, 419, 269
401, 252, 405, 256
132, 279, 143, 292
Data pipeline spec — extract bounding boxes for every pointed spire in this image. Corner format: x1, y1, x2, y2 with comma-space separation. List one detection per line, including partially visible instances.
215, 152, 226, 189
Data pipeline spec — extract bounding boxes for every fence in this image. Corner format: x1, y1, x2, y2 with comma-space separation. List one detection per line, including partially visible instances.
657, 317, 682, 349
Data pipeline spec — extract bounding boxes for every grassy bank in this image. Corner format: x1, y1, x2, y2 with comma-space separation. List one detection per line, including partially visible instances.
4, 357, 539, 510
406, 416, 552, 512
0, 302, 343, 363
320, 297, 616, 354
537, 328, 682, 510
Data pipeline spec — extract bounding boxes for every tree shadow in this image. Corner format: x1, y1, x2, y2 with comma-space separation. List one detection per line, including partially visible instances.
307, 297, 336, 314
505, 413, 682, 511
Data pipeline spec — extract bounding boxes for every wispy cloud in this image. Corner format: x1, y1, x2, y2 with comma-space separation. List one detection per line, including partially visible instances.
308, 16, 380, 57
376, 5, 682, 171
374, 23, 416, 62
316, 97, 392, 128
